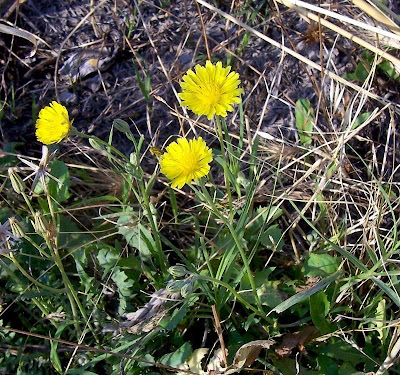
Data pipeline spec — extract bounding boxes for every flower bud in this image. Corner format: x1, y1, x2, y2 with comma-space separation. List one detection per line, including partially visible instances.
33, 212, 49, 235
180, 282, 193, 298
113, 119, 131, 133
166, 280, 186, 294
88, 138, 103, 150
8, 217, 25, 238
8, 168, 25, 194
168, 265, 188, 278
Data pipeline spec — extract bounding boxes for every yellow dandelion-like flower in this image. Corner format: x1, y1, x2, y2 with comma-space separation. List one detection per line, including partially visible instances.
35, 101, 72, 145
178, 60, 243, 120
160, 137, 213, 188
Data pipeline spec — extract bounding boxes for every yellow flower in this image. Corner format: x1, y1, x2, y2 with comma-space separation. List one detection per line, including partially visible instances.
178, 60, 243, 120
35, 101, 72, 145
160, 137, 213, 188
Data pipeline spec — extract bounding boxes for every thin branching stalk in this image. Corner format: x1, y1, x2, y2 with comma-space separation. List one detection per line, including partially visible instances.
195, 180, 264, 314
7, 253, 66, 294
215, 115, 234, 221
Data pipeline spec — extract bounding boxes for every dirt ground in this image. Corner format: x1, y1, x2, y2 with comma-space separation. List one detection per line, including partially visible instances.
1, 0, 400, 172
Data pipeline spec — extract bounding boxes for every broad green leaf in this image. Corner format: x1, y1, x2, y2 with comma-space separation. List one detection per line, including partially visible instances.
378, 60, 399, 79
259, 225, 284, 251
318, 355, 339, 375
254, 268, 275, 287
337, 362, 362, 375
47, 159, 71, 202
160, 342, 191, 367
321, 340, 371, 365
310, 291, 333, 334
112, 267, 134, 314
304, 253, 339, 277
97, 246, 119, 275
118, 213, 154, 261
160, 303, 188, 331
73, 248, 94, 294
258, 281, 283, 307
295, 99, 314, 146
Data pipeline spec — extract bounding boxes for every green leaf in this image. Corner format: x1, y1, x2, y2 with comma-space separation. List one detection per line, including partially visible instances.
310, 291, 333, 334
258, 281, 283, 307
160, 303, 188, 330
318, 355, 338, 375
50, 340, 62, 374
295, 99, 314, 146
354, 61, 370, 82
351, 112, 371, 130
374, 298, 387, 343
118, 213, 154, 261
73, 248, 94, 294
371, 277, 400, 308
112, 267, 134, 314
337, 362, 362, 375
50, 325, 67, 374
160, 342, 191, 367
304, 253, 339, 277
378, 60, 399, 79
97, 246, 119, 275
0, 142, 22, 166
272, 271, 341, 314
47, 159, 71, 202
254, 268, 275, 287
259, 225, 284, 251
321, 341, 370, 365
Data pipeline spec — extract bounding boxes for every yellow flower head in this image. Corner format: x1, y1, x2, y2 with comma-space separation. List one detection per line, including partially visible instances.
35, 101, 72, 145
178, 60, 243, 120
160, 137, 213, 188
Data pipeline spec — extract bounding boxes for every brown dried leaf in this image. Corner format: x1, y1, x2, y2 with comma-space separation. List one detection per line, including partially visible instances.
275, 326, 319, 358
223, 340, 273, 374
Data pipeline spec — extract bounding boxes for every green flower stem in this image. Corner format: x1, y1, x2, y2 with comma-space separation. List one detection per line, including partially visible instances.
46, 241, 81, 336
195, 274, 269, 322
0, 257, 52, 319
195, 180, 264, 314
71, 129, 130, 163
45, 189, 58, 232
50, 243, 99, 342
215, 115, 233, 221
23, 235, 51, 259
21, 191, 35, 217
138, 180, 168, 275
7, 253, 66, 294
74, 129, 167, 275
42, 181, 97, 340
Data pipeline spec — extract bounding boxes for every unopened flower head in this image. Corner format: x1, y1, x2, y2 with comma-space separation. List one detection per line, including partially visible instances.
9, 217, 25, 239
0, 220, 19, 254
160, 137, 212, 189
8, 168, 25, 194
178, 60, 243, 120
35, 101, 72, 145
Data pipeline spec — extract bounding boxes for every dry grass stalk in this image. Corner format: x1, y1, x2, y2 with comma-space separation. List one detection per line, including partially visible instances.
276, 0, 400, 70
195, 0, 400, 112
